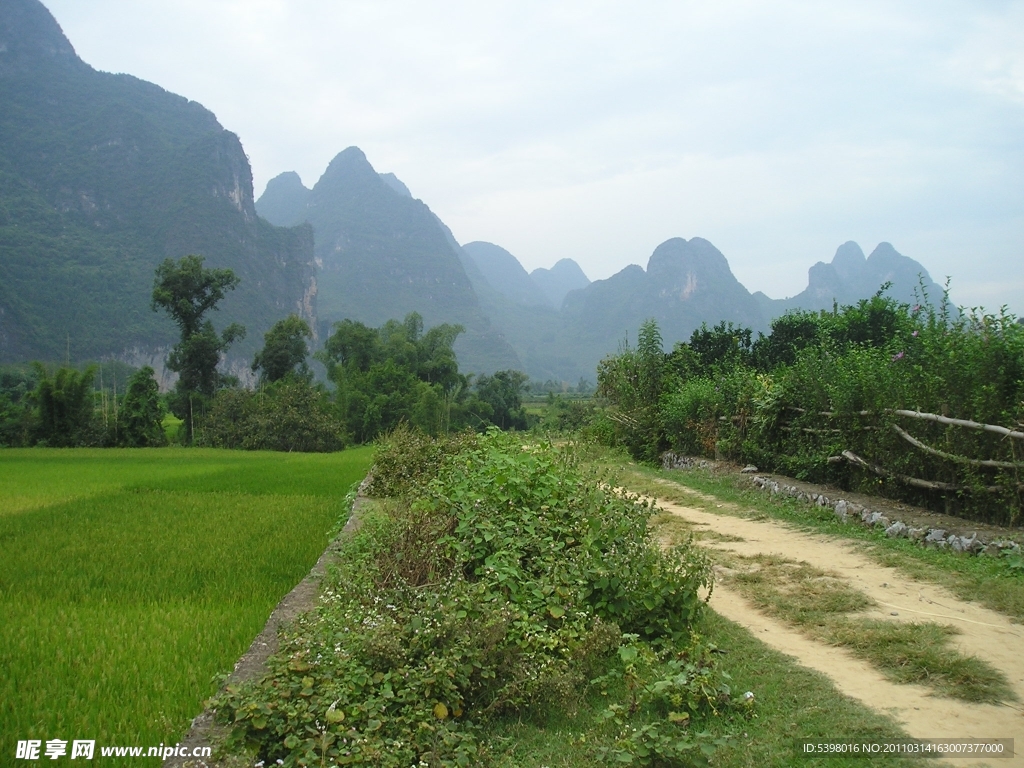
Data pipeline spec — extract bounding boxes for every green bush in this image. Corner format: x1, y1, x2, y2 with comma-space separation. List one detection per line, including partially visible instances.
599, 291, 1024, 524
118, 366, 166, 447
213, 430, 723, 767
363, 424, 479, 499
199, 379, 346, 452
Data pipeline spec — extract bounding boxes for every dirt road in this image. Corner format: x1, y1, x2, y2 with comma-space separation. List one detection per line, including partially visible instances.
654, 493, 1024, 766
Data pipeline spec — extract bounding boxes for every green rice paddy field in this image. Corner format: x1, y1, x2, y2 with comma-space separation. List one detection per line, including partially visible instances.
0, 447, 373, 760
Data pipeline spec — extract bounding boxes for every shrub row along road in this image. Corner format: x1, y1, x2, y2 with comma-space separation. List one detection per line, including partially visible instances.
647, 488, 1024, 767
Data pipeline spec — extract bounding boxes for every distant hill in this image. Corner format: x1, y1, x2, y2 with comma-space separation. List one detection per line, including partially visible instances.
558, 238, 768, 375
462, 242, 552, 308
0, 0, 947, 386
755, 241, 940, 317
251, 171, 310, 229
464, 236, 938, 382
450, 244, 567, 383
530, 259, 591, 308
256, 150, 521, 374
0, 0, 315, 375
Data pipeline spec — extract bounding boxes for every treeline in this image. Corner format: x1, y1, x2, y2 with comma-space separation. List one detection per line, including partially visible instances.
0, 255, 531, 451
0, 363, 165, 448
200, 312, 529, 451
598, 289, 1024, 525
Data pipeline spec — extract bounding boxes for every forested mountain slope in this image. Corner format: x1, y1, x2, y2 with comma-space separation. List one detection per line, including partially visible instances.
0, 0, 315, 370
256, 151, 521, 374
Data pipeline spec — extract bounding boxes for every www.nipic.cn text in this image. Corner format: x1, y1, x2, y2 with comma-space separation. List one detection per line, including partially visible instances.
16, 740, 212, 760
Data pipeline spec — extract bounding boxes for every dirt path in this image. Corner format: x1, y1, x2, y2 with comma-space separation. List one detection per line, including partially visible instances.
654, 494, 1024, 766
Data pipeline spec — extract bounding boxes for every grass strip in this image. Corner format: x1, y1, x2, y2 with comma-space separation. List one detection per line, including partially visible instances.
824, 620, 1014, 703
702, 552, 1014, 703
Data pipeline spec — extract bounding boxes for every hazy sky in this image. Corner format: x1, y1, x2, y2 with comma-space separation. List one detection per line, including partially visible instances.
45, 0, 1024, 312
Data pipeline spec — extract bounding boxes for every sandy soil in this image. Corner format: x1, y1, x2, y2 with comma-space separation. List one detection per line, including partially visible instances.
655, 495, 1024, 766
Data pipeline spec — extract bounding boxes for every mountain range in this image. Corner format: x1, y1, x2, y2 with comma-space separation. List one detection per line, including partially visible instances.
258, 153, 938, 380
1, 0, 941, 384
255, 150, 519, 373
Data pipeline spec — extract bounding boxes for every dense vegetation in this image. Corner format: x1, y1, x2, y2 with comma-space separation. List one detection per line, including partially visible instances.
214, 429, 742, 766
314, 311, 527, 443
0, 249, 532, 449
598, 290, 1024, 525
0, 446, 373, 760
0, 362, 168, 448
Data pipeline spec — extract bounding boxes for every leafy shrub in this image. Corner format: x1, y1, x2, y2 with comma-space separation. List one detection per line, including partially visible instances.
199, 379, 346, 452
596, 320, 667, 462
600, 291, 1024, 524
0, 366, 38, 447
117, 366, 166, 447
213, 430, 725, 767
661, 367, 763, 461
363, 424, 479, 499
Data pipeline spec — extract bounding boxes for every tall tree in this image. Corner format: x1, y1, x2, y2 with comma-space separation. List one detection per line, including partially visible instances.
474, 370, 528, 430
151, 255, 243, 441
252, 315, 312, 383
319, 312, 469, 441
119, 366, 166, 447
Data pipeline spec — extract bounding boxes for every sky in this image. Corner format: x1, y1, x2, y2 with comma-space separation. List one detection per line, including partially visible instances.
45, 0, 1024, 312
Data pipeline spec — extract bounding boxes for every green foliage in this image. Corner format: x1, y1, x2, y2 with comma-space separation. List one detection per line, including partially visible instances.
364, 424, 480, 498
596, 320, 667, 462
320, 313, 464, 442
151, 255, 244, 441
750, 312, 821, 370
151, 255, 241, 338
473, 370, 528, 430
31, 363, 99, 447
200, 378, 346, 452
0, 365, 38, 446
118, 366, 166, 447
320, 312, 531, 442
252, 314, 313, 383
214, 431, 724, 766
687, 321, 752, 374
597, 289, 1024, 524
537, 394, 599, 433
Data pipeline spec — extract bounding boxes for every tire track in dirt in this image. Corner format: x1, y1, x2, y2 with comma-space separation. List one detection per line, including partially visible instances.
654, 495, 1024, 767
